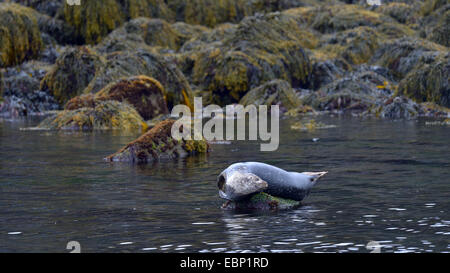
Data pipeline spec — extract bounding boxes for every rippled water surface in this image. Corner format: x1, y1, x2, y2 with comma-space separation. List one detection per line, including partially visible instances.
1, 116, 449, 253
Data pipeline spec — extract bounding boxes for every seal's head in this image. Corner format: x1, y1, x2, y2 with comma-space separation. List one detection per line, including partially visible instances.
218, 171, 268, 201
299, 171, 328, 188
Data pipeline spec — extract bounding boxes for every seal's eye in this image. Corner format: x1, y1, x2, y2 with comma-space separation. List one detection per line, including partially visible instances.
218, 174, 226, 190
310, 178, 314, 182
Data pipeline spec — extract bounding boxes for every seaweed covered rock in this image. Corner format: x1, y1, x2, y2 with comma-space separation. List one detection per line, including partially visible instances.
85, 49, 193, 109
105, 119, 210, 163
420, 3, 450, 47
67, 75, 169, 120
303, 65, 394, 111
0, 3, 43, 67
96, 18, 208, 54
363, 96, 422, 119
62, 0, 174, 44
166, 0, 311, 28
316, 26, 382, 65
7, 0, 63, 17
40, 46, 104, 105
187, 12, 313, 105
239, 79, 302, 111
63, 0, 124, 44
398, 55, 450, 107
37, 100, 147, 131
222, 192, 301, 211
0, 61, 58, 116
370, 37, 448, 79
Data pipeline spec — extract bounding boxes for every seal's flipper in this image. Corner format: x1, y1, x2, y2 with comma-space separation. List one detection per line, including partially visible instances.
218, 172, 268, 201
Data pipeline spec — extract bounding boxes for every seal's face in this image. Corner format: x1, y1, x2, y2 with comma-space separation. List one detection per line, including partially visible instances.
218, 171, 268, 201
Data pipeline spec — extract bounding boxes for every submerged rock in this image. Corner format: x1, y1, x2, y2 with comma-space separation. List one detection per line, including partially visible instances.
222, 192, 301, 211
38, 100, 147, 131
0, 3, 43, 67
66, 75, 169, 120
105, 119, 210, 163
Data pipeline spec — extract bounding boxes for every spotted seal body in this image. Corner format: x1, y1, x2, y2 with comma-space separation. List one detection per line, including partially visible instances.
218, 162, 327, 201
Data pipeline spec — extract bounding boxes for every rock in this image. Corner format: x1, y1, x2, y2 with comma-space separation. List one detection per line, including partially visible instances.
363, 96, 422, 119
370, 37, 447, 79
85, 49, 193, 109
105, 119, 210, 163
63, 0, 125, 44
8, 0, 63, 17
222, 192, 301, 211
62, 0, 174, 44
37, 100, 147, 131
420, 3, 450, 47
316, 26, 382, 65
166, 0, 313, 28
309, 59, 348, 90
376, 2, 419, 24
239, 79, 302, 111
40, 46, 104, 105
66, 75, 169, 120
303, 65, 394, 112
0, 3, 43, 67
398, 54, 449, 107
305, 4, 389, 33
0, 61, 58, 116
187, 12, 313, 105
96, 18, 208, 54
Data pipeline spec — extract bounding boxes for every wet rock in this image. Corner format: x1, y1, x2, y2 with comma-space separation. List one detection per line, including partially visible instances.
303, 65, 394, 112
8, 0, 63, 17
166, 0, 313, 28
0, 61, 58, 116
363, 96, 422, 119
239, 79, 302, 111
66, 75, 169, 120
419, 3, 450, 47
370, 37, 447, 79
105, 119, 210, 163
187, 12, 313, 105
0, 3, 43, 67
84, 49, 193, 109
62, 0, 174, 44
96, 18, 208, 54
316, 26, 382, 65
376, 2, 419, 24
222, 192, 301, 211
40, 46, 104, 105
37, 100, 147, 131
309, 59, 349, 90
398, 54, 449, 107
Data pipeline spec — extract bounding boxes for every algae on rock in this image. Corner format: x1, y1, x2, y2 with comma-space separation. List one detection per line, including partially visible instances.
105, 119, 210, 163
38, 100, 147, 131
0, 3, 43, 67
40, 46, 104, 105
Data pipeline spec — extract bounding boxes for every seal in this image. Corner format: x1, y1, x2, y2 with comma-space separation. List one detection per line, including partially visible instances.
218, 162, 327, 201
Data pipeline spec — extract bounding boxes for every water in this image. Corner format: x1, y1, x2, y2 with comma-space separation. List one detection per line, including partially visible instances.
0, 116, 449, 253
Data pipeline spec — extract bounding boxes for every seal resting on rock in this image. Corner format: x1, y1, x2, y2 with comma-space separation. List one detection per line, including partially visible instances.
218, 162, 327, 203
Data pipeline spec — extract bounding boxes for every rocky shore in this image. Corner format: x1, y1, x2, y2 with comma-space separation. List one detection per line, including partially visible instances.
0, 0, 448, 121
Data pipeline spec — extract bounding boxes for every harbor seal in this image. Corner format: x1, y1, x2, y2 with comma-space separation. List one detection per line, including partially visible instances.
218, 162, 327, 201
